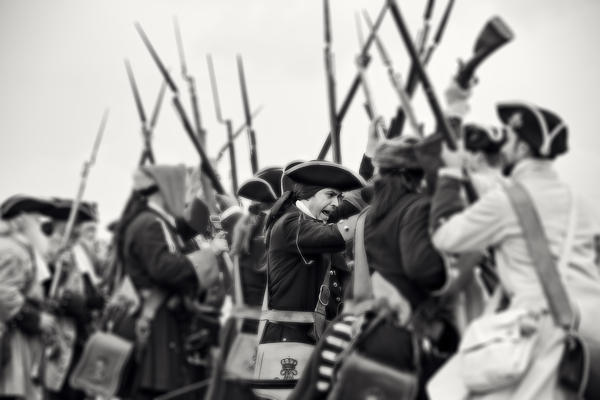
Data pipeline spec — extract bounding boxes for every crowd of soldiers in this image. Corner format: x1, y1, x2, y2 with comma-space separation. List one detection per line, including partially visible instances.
3, 2, 600, 400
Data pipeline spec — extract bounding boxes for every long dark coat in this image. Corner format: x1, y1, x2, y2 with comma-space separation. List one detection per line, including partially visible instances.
122, 209, 200, 394
261, 206, 348, 345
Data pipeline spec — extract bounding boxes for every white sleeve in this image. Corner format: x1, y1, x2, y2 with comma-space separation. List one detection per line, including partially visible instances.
432, 187, 511, 254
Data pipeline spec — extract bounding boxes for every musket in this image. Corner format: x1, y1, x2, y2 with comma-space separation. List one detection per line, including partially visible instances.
387, 0, 456, 149
353, 13, 386, 139
417, 0, 436, 56
323, 0, 341, 163
206, 54, 238, 194
363, 10, 422, 138
49, 109, 109, 298
317, 2, 388, 160
236, 55, 259, 174
174, 17, 207, 147
134, 22, 226, 195
215, 105, 263, 162
387, 0, 455, 138
125, 59, 164, 165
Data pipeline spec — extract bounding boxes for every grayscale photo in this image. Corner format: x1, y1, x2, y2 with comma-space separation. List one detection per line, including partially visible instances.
0, 0, 599, 399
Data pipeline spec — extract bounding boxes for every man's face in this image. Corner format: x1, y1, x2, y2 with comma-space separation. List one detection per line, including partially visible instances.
499, 127, 523, 176
306, 188, 341, 222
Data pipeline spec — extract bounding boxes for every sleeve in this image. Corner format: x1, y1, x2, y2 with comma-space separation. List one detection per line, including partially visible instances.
0, 248, 28, 322
128, 214, 200, 292
399, 199, 447, 292
431, 180, 511, 254
282, 214, 346, 256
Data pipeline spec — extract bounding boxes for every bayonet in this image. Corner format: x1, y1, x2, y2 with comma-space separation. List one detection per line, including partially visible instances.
207, 54, 238, 194
173, 17, 206, 146
135, 22, 226, 194
236, 55, 259, 174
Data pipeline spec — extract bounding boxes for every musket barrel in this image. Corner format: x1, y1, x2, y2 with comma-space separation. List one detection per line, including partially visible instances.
135, 23, 179, 94
237, 55, 259, 174
388, 0, 456, 149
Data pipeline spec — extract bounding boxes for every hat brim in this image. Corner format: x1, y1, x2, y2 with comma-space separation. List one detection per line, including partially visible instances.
255, 167, 283, 198
238, 178, 278, 203
51, 199, 98, 223
1, 196, 57, 219
285, 161, 366, 192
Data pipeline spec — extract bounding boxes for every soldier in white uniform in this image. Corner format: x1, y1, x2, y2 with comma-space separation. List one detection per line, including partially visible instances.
429, 101, 600, 399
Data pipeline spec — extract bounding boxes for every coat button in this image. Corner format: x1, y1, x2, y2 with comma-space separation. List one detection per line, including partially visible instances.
332, 282, 338, 288
282, 338, 287, 342
329, 270, 335, 275
336, 297, 341, 302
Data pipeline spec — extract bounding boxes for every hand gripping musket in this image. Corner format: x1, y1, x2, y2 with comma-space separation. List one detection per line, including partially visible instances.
363, 10, 422, 138
236, 55, 259, 174
387, 0, 455, 138
215, 105, 263, 162
174, 17, 207, 147
135, 22, 226, 195
125, 59, 167, 165
206, 54, 239, 195
317, 1, 388, 160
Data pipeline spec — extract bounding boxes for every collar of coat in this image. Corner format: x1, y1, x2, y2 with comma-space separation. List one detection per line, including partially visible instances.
295, 200, 318, 220
511, 158, 556, 181
147, 200, 176, 227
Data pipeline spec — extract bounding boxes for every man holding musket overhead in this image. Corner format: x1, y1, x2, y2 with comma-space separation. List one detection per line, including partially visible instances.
428, 101, 600, 399
112, 164, 227, 400
0, 195, 57, 400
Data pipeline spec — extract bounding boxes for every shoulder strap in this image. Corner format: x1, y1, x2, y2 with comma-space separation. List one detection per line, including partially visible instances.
352, 208, 373, 302
503, 182, 575, 328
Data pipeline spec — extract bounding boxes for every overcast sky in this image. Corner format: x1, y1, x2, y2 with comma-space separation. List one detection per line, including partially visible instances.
1, 0, 599, 233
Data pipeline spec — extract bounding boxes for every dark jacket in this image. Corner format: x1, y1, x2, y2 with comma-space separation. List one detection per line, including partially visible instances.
122, 208, 200, 393
261, 206, 348, 344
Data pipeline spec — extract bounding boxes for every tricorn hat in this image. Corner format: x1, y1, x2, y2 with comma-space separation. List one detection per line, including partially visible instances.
0, 195, 57, 219
238, 177, 278, 203
284, 160, 365, 192
463, 123, 506, 153
256, 166, 284, 198
496, 101, 568, 159
281, 160, 304, 194
51, 199, 98, 223
184, 197, 210, 235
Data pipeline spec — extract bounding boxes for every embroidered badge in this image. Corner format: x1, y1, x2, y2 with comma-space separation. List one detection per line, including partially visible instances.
280, 357, 298, 380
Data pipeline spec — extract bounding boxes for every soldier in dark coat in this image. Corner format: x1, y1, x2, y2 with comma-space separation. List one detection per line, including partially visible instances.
114, 165, 224, 400
260, 161, 365, 345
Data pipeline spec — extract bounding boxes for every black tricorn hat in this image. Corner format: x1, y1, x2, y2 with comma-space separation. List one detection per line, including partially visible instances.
0, 195, 57, 219
497, 101, 568, 159
463, 123, 507, 153
238, 177, 278, 203
281, 160, 304, 194
256, 166, 284, 198
51, 198, 98, 223
284, 161, 366, 192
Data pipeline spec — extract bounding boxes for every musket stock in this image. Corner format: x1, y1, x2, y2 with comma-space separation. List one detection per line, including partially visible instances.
135, 23, 226, 194
455, 16, 514, 89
